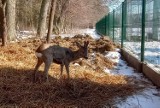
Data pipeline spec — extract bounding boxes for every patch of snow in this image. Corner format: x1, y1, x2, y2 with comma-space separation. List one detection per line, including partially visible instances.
17, 30, 36, 40
73, 63, 80, 66
50, 29, 101, 40
104, 48, 160, 108
116, 89, 160, 108
124, 41, 160, 72
104, 67, 113, 75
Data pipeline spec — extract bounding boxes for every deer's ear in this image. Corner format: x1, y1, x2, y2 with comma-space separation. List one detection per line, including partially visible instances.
84, 41, 89, 46
76, 42, 82, 48
86, 41, 89, 45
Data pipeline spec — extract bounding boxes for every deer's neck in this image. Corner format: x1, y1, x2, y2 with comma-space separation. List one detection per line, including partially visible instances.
71, 50, 82, 61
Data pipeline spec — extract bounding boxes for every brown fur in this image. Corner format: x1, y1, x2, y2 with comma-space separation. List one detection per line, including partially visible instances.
33, 41, 89, 82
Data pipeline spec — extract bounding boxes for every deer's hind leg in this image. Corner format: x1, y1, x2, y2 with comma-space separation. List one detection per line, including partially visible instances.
33, 58, 43, 82
44, 57, 53, 82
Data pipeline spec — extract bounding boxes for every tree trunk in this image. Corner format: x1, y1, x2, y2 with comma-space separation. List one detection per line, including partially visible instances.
37, 0, 50, 38
53, 0, 69, 34
46, 0, 57, 43
6, 0, 16, 41
0, 0, 7, 46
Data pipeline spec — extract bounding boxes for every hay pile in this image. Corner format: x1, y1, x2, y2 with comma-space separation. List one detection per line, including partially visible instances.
0, 35, 145, 107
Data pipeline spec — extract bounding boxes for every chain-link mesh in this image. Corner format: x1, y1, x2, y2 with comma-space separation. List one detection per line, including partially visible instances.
109, 12, 114, 39
124, 0, 142, 60
144, 0, 160, 71
114, 5, 122, 43
96, 16, 107, 36
96, 0, 160, 72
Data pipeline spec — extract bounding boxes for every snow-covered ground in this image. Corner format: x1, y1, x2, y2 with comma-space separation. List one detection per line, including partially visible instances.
124, 42, 160, 72
17, 29, 160, 108
52, 29, 101, 40
105, 50, 160, 108
17, 30, 36, 39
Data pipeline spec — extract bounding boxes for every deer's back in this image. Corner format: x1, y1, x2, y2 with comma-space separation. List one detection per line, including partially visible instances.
36, 44, 73, 64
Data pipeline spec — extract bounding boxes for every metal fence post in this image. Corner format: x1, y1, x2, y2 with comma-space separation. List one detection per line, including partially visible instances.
106, 16, 108, 36
121, 2, 124, 48
105, 16, 107, 36
108, 13, 110, 36
121, 0, 127, 48
113, 10, 115, 42
141, 0, 146, 62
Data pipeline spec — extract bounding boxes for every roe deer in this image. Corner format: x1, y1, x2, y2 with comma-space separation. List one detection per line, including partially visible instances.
33, 41, 89, 81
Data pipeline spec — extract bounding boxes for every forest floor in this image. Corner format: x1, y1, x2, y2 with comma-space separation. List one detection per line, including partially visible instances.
0, 34, 150, 107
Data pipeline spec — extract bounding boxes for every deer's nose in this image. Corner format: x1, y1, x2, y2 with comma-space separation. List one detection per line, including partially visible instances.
84, 56, 88, 59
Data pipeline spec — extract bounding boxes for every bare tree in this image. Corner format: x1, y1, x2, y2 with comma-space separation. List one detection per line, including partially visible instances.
16, 0, 42, 31
37, 0, 50, 38
14, 0, 107, 39
0, 0, 7, 46
53, 0, 69, 34
6, 0, 16, 41
50, 0, 107, 33
64, 0, 107, 30
46, 0, 57, 43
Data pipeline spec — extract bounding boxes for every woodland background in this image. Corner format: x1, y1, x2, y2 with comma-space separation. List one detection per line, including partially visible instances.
0, 0, 108, 46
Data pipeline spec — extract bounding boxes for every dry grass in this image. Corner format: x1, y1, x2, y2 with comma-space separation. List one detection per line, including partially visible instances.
0, 35, 145, 107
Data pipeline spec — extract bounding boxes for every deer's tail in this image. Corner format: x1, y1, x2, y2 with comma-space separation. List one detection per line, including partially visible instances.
35, 52, 43, 58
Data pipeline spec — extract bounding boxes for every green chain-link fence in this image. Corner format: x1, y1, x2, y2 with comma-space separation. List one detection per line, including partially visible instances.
96, 0, 160, 72
114, 5, 122, 43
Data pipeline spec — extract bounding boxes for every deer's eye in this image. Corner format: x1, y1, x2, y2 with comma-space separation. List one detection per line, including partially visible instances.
81, 50, 84, 53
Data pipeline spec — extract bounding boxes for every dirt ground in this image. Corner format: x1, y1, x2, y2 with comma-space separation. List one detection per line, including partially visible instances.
0, 35, 145, 107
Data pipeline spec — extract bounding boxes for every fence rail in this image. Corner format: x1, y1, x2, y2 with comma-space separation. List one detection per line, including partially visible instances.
96, 0, 160, 73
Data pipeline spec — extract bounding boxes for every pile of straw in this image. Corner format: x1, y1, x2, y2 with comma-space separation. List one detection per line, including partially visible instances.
0, 35, 146, 107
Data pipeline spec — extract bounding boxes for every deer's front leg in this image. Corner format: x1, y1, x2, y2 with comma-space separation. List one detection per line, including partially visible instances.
60, 63, 64, 78
44, 57, 52, 82
64, 62, 70, 79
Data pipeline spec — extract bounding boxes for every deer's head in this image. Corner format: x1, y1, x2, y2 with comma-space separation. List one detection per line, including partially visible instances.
76, 41, 89, 59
